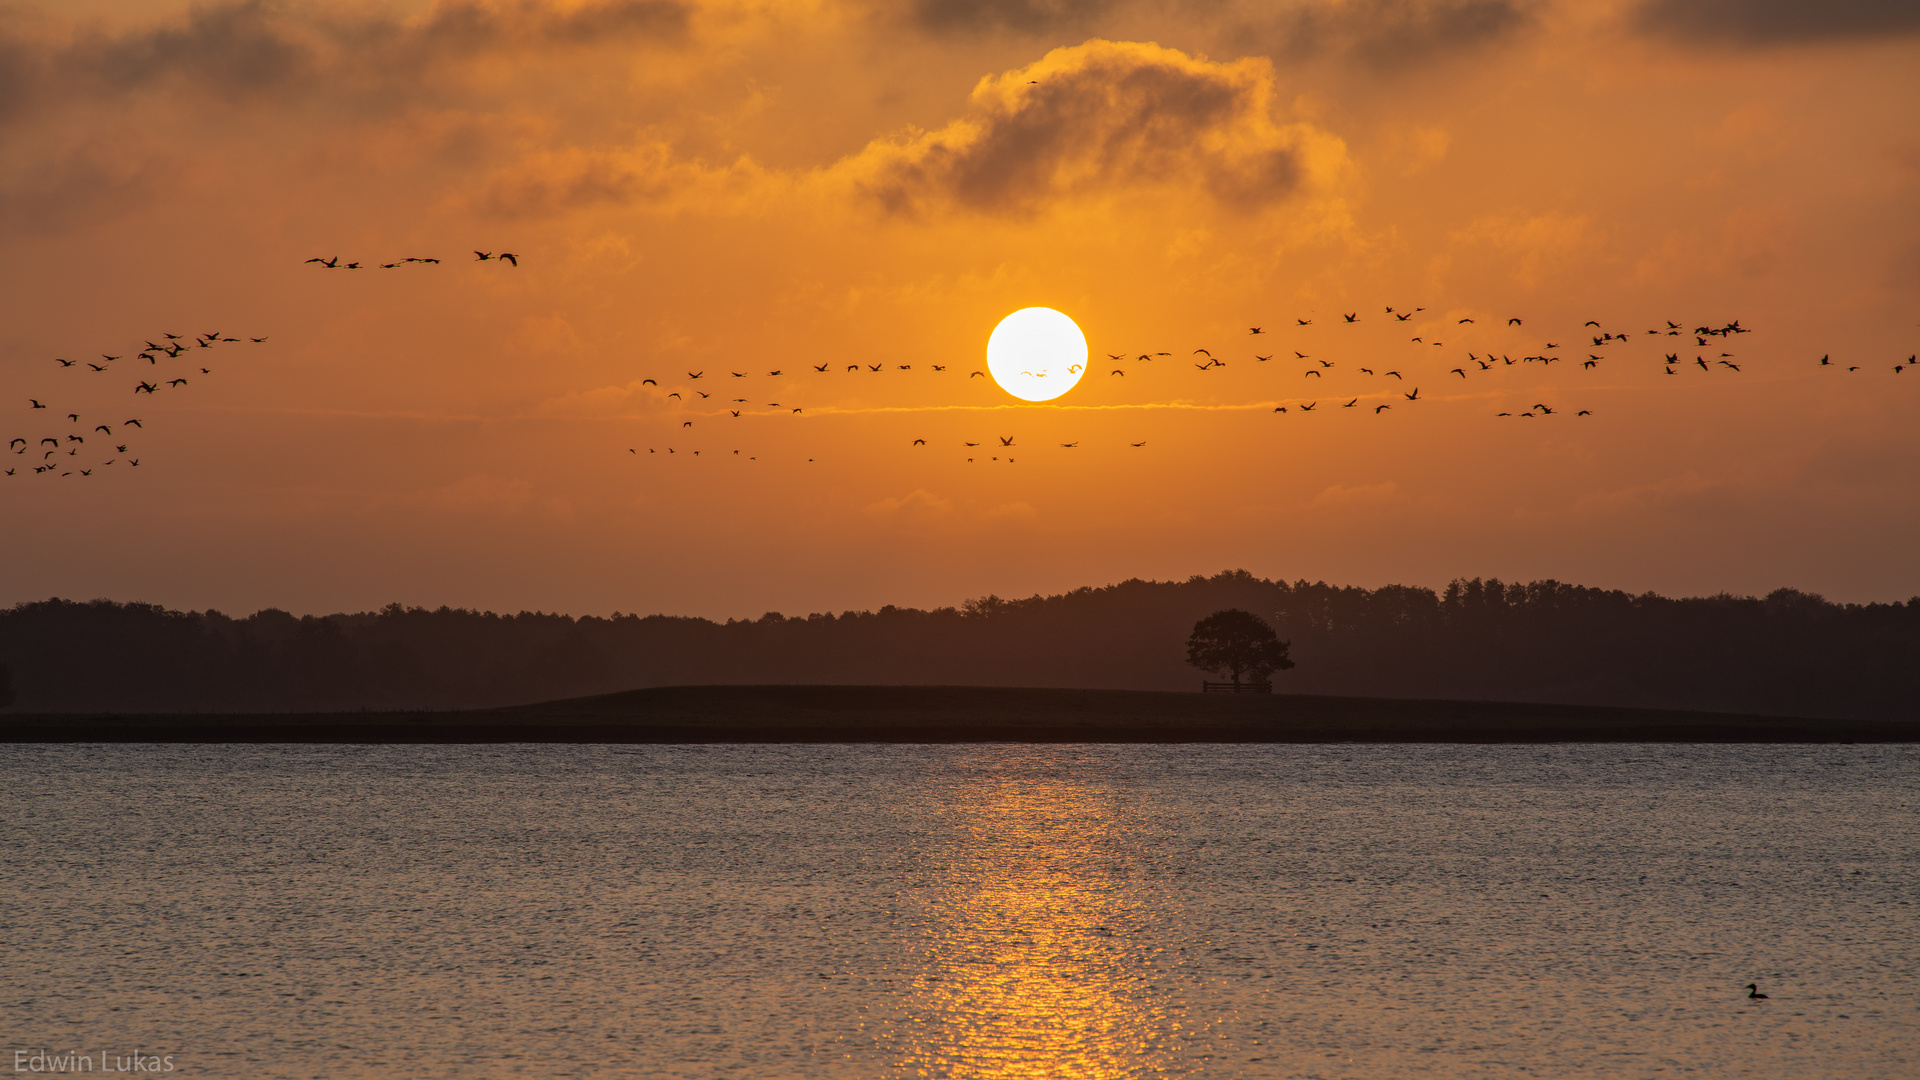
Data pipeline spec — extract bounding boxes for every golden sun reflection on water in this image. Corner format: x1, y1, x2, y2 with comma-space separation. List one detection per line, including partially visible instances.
891, 768, 1192, 1079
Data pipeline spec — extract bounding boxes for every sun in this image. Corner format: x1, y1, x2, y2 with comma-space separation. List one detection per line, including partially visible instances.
987, 307, 1088, 402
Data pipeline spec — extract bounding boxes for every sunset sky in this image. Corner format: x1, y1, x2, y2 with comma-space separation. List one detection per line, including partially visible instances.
2, 0, 1916, 618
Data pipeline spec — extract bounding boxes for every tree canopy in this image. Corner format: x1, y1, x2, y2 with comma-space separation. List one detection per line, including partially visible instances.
1, 573, 1915, 717
1185, 608, 1293, 685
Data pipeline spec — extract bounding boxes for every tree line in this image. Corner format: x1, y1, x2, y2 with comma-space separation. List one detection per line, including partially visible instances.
0, 570, 1914, 719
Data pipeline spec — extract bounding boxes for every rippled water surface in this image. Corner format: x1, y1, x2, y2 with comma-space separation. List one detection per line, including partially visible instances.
2, 745, 1914, 1078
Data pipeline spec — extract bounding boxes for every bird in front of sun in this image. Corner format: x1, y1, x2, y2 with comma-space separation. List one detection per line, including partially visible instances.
987, 307, 1088, 402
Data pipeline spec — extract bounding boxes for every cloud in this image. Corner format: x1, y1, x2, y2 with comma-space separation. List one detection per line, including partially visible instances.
1311, 480, 1399, 507
0, 0, 692, 123
408, 474, 536, 514
1256, 0, 1535, 68
1566, 471, 1714, 517
468, 141, 769, 218
906, 0, 1126, 35
865, 488, 954, 520
1450, 211, 1600, 289
1631, 0, 1920, 46
981, 501, 1038, 522
0, 143, 173, 236
836, 39, 1347, 217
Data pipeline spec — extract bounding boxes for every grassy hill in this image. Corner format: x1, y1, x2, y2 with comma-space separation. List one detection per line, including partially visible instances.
2, 685, 1912, 743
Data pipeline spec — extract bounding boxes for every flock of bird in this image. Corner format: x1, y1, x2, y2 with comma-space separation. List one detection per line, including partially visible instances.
10, 253, 1914, 477
304, 251, 520, 270
6, 330, 267, 479
628, 305, 1911, 463
6, 250, 526, 480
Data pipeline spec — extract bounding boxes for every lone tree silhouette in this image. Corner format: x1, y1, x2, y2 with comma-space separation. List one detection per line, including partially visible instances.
1186, 609, 1293, 687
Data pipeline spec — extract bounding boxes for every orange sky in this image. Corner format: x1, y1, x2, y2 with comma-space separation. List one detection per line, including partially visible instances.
2, 0, 1917, 618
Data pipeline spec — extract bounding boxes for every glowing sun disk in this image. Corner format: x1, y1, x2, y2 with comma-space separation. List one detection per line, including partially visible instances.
987, 308, 1088, 402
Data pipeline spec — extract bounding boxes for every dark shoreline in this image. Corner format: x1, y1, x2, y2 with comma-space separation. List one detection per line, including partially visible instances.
0, 685, 1913, 743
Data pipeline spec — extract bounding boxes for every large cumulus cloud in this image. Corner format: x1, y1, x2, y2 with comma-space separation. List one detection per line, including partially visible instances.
837, 40, 1348, 217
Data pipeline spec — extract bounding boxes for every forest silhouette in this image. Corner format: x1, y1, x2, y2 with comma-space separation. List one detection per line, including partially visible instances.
1, 571, 1914, 719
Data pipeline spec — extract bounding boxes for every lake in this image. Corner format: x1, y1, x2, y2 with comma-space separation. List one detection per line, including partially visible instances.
2, 744, 1913, 1077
